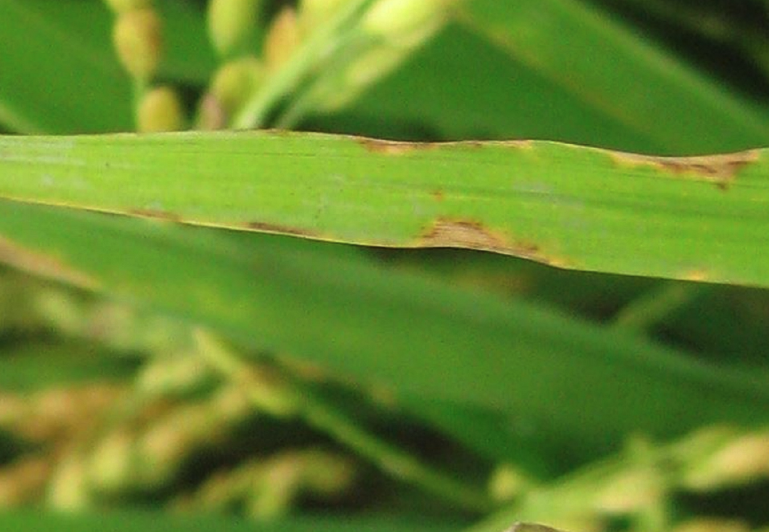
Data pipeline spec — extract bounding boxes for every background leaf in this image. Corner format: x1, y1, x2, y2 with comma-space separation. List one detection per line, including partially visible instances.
0, 0, 215, 134
0, 201, 767, 461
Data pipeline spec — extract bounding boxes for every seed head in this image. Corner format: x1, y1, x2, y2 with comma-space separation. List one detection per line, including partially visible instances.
264, 7, 301, 71
208, 0, 262, 57
137, 86, 184, 132
113, 8, 163, 82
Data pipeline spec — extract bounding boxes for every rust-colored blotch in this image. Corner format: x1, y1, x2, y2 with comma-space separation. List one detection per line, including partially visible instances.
129, 208, 182, 222
419, 218, 573, 268
611, 150, 759, 190
245, 220, 317, 238
356, 137, 436, 155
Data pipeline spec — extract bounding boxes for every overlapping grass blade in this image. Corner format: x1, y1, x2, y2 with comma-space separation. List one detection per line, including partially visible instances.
456, 0, 769, 153
0, 201, 768, 458
326, 0, 769, 154
319, 22, 661, 151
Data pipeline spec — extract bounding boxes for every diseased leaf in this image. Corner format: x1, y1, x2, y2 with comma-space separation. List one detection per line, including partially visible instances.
0, 131, 767, 287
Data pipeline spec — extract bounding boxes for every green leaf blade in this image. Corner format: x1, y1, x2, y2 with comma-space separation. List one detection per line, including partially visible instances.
0, 131, 767, 287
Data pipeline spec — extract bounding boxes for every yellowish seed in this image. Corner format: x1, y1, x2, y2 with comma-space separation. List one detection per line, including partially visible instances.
89, 430, 135, 494
263, 7, 301, 72
488, 463, 530, 502
137, 86, 184, 132
113, 8, 163, 81
362, 0, 449, 45
48, 455, 92, 510
207, 0, 261, 57
684, 432, 769, 490
593, 468, 663, 512
211, 57, 264, 115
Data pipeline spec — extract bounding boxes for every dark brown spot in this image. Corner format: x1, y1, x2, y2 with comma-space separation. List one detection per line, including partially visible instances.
432, 189, 445, 202
129, 208, 182, 222
245, 221, 317, 238
611, 150, 759, 190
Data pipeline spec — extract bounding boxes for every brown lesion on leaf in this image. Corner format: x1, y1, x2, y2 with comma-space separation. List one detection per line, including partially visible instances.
431, 189, 445, 202
128, 208, 182, 222
492, 139, 535, 150
420, 218, 511, 252
610, 149, 760, 190
356, 138, 437, 155
418, 218, 571, 267
0, 236, 100, 290
356, 137, 533, 155
244, 221, 317, 238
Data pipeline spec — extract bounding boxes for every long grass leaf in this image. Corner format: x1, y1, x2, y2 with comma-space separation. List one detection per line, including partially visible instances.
0, 131, 766, 286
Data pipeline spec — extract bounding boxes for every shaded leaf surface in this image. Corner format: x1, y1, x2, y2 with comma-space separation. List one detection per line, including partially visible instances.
0, 202, 767, 459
